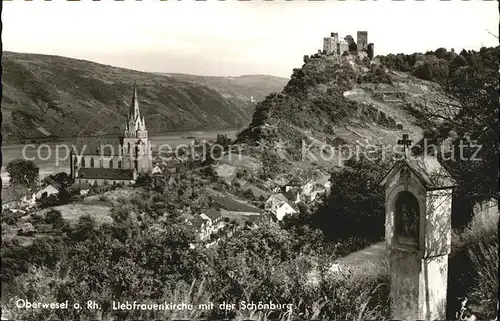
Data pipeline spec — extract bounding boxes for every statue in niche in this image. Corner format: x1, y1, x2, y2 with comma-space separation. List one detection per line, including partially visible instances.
395, 191, 419, 243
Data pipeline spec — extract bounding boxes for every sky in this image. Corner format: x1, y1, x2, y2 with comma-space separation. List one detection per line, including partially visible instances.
2, 0, 498, 78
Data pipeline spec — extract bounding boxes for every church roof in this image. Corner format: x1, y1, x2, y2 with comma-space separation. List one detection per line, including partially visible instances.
127, 84, 146, 133
78, 168, 135, 180
379, 156, 457, 190
73, 137, 123, 156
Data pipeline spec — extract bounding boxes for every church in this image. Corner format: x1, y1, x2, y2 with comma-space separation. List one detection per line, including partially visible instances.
70, 85, 153, 185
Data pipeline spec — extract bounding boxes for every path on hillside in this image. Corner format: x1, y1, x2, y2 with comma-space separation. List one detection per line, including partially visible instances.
334, 241, 386, 265
307, 241, 386, 285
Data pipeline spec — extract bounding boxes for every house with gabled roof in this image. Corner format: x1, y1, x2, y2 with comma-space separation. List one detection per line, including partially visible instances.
275, 201, 298, 221
211, 195, 261, 215
265, 193, 298, 220
265, 193, 288, 211
69, 181, 92, 196
152, 165, 163, 176
35, 182, 63, 200
1, 186, 36, 210
187, 216, 211, 241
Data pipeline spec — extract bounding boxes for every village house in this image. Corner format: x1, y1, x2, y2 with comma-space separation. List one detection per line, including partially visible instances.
1, 186, 36, 210
152, 165, 163, 176
187, 216, 211, 242
317, 175, 332, 195
210, 195, 261, 216
275, 201, 298, 221
69, 181, 92, 196
284, 176, 303, 193
265, 193, 298, 220
200, 209, 225, 233
35, 182, 63, 200
265, 193, 288, 212
187, 209, 227, 244
306, 175, 332, 202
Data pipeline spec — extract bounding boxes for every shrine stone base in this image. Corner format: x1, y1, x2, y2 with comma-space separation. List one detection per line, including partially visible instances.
390, 249, 420, 319
390, 249, 448, 320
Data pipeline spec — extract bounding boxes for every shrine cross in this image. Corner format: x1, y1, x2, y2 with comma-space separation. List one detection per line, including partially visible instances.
397, 134, 412, 157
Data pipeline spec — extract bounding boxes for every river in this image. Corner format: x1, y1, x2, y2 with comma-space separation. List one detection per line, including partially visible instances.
1, 129, 240, 186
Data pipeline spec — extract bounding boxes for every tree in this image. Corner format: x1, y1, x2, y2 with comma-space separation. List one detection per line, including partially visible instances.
6, 159, 39, 189
45, 209, 63, 225
42, 172, 73, 189
415, 47, 498, 204
312, 153, 391, 242
135, 173, 153, 187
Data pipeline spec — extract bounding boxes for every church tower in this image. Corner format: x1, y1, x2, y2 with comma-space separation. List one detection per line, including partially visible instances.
123, 84, 153, 174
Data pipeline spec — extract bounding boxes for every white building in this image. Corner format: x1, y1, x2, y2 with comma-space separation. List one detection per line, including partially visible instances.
35, 183, 62, 200
152, 165, 163, 176
275, 201, 298, 221
265, 193, 298, 220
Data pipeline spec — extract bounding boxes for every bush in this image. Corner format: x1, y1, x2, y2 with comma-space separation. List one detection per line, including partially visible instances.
448, 209, 499, 318
44, 209, 63, 225
363, 66, 393, 84
2, 210, 19, 225
18, 223, 36, 236
314, 256, 390, 319
312, 154, 392, 243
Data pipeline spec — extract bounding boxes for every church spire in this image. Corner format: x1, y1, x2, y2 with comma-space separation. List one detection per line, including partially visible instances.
127, 83, 143, 132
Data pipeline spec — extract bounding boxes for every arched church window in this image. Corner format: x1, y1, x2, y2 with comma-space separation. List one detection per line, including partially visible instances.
90, 158, 95, 168
100, 159, 103, 168
395, 191, 420, 243
109, 160, 113, 168
118, 160, 122, 168
82, 157, 86, 167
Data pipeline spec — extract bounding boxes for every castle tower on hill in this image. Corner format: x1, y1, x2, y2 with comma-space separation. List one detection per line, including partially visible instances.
357, 31, 368, 51
322, 30, 374, 59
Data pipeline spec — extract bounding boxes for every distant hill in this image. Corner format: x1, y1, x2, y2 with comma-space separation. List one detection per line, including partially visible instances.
1, 52, 287, 143
157, 73, 288, 106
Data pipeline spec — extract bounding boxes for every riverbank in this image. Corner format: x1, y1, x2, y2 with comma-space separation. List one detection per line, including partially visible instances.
1, 128, 243, 147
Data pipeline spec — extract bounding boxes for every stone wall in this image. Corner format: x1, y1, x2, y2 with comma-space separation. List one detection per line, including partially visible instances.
338, 41, 349, 55
323, 37, 335, 54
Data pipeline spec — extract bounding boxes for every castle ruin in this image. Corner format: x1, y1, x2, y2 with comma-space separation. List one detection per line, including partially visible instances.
322, 30, 374, 59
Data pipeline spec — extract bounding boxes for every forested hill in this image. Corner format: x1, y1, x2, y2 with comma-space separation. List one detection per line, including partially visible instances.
1, 52, 286, 143
237, 47, 498, 166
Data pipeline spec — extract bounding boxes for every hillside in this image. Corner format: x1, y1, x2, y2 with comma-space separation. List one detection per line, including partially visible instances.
1, 52, 285, 143
236, 52, 452, 165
